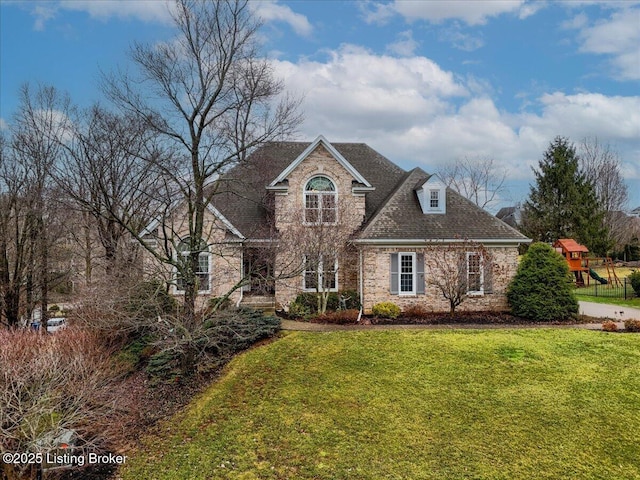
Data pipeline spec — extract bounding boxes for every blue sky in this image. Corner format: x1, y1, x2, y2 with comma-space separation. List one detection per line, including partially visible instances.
1, 0, 639, 211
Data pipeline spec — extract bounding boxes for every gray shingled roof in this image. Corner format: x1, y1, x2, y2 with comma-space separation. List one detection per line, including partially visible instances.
210, 141, 405, 238
210, 141, 528, 243
358, 168, 529, 242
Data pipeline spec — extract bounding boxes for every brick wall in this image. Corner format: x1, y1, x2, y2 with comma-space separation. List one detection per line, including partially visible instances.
141, 204, 243, 307
274, 144, 365, 308
361, 245, 519, 313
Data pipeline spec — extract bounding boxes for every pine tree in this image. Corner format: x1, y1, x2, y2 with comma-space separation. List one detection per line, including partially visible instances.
523, 137, 608, 254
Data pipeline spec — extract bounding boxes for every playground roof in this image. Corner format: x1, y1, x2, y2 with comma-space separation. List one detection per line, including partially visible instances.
554, 238, 589, 253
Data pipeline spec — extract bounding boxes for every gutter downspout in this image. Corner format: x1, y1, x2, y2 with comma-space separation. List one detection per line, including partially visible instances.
236, 248, 244, 308
357, 247, 363, 323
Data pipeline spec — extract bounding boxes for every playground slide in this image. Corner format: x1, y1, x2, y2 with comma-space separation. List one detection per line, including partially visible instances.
589, 268, 608, 285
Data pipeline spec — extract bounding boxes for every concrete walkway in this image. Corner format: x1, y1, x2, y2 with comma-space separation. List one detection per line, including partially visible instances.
280, 301, 640, 332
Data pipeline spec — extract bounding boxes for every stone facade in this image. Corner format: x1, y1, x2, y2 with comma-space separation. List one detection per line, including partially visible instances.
142, 203, 243, 309
273, 144, 366, 308
144, 139, 527, 314
361, 245, 518, 313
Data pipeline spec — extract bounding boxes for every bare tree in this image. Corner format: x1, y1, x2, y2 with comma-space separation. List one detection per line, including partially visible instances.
102, 0, 301, 319
56, 105, 163, 279
579, 137, 629, 251
13, 84, 71, 326
0, 134, 32, 327
438, 156, 507, 211
424, 239, 491, 314
0, 85, 71, 328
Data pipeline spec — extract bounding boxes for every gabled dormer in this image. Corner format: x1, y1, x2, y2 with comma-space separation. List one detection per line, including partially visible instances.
416, 175, 446, 214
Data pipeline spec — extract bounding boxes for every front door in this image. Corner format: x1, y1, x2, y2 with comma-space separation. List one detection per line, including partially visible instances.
243, 248, 275, 295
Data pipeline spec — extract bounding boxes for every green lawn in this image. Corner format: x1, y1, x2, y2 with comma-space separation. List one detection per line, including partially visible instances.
121, 330, 640, 480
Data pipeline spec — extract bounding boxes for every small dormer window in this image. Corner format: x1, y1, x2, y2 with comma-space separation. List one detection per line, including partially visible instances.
417, 177, 446, 214
430, 190, 440, 209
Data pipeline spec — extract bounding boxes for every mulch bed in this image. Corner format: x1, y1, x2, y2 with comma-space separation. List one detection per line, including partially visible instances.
365, 311, 584, 326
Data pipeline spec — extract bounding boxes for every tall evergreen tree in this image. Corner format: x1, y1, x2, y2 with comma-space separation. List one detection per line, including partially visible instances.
523, 136, 608, 254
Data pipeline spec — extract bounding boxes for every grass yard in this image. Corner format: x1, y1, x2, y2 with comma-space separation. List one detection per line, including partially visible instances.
121, 329, 640, 480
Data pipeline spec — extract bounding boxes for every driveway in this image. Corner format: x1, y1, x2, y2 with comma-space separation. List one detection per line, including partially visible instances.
578, 301, 640, 321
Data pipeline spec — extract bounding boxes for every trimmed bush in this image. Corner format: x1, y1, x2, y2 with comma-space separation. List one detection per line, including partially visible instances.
602, 320, 618, 332
372, 301, 401, 319
629, 271, 640, 297
507, 242, 578, 322
403, 304, 431, 319
313, 309, 359, 325
624, 319, 640, 332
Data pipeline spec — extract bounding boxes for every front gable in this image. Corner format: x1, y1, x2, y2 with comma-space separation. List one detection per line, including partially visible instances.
267, 135, 374, 195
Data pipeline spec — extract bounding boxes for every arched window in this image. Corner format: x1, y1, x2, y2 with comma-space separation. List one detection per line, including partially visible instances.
176, 237, 210, 291
304, 176, 336, 224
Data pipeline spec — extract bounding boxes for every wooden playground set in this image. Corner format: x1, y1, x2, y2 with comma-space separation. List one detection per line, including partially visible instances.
553, 238, 621, 287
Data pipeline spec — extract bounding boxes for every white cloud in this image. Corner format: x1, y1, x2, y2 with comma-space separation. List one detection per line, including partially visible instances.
60, 0, 174, 24
564, 7, 640, 81
250, 1, 313, 37
359, 1, 397, 25
438, 24, 484, 51
392, 0, 530, 25
31, 4, 57, 30
386, 30, 419, 57
273, 47, 640, 196
0, 118, 7, 130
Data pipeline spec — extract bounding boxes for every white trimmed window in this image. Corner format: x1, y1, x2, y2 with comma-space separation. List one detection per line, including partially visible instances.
430, 189, 440, 209
176, 237, 210, 292
303, 255, 337, 291
399, 253, 416, 294
390, 252, 425, 295
466, 252, 483, 294
304, 176, 336, 224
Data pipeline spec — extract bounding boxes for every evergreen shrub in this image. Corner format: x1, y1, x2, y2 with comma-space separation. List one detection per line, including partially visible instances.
372, 301, 401, 319
629, 271, 640, 297
289, 290, 361, 316
507, 242, 578, 321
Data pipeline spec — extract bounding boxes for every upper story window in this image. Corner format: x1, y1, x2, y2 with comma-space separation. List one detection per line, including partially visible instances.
430, 190, 440, 209
304, 176, 336, 224
417, 177, 446, 214
176, 237, 210, 292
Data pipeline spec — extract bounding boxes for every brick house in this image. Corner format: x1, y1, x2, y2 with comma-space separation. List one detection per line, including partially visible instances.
146, 135, 530, 313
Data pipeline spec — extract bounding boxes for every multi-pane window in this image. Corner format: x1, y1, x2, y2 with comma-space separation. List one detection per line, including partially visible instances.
304, 256, 318, 290
467, 252, 482, 293
303, 255, 337, 291
176, 237, 210, 291
400, 253, 415, 294
305, 176, 336, 224
430, 190, 439, 209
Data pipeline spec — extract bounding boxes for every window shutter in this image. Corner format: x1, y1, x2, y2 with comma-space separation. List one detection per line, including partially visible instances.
390, 253, 399, 294
416, 253, 425, 294
484, 258, 494, 294
459, 252, 468, 291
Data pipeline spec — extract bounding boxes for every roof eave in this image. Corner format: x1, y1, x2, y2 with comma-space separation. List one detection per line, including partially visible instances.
353, 238, 532, 246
